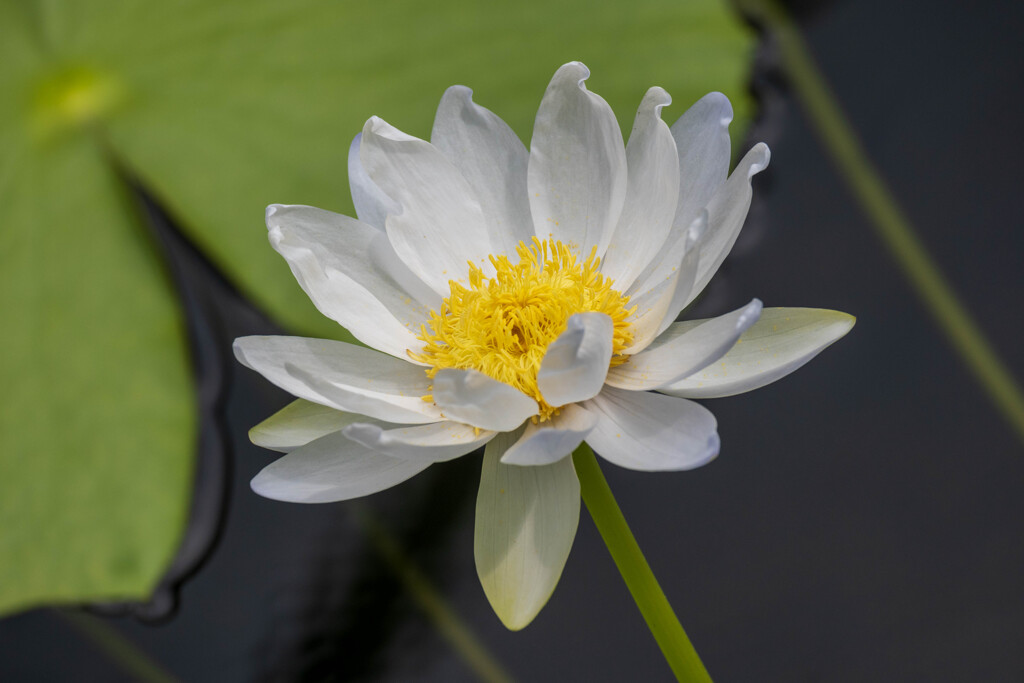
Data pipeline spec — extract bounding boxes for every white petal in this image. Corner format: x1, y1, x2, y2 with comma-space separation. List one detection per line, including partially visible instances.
266, 204, 436, 359
687, 143, 771, 305
233, 336, 442, 424
537, 313, 614, 406
584, 387, 719, 471
652, 213, 707, 336
626, 202, 707, 305
670, 91, 733, 233
600, 87, 680, 291
360, 116, 494, 296
342, 420, 495, 463
501, 404, 597, 466
251, 430, 430, 503
347, 133, 400, 230
432, 369, 539, 431
527, 62, 626, 257
606, 299, 763, 391
475, 430, 580, 630
432, 85, 533, 254
621, 268, 681, 354
660, 308, 856, 398
250, 399, 362, 453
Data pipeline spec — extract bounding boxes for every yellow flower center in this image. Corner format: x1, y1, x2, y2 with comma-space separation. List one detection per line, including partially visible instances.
411, 238, 635, 421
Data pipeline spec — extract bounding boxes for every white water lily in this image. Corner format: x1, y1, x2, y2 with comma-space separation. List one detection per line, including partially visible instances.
235, 62, 854, 630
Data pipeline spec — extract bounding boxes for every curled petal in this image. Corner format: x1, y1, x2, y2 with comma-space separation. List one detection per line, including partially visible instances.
233, 336, 442, 424
432, 85, 533, 254
660, 308, 856, 398
347, 133, 400, 230
432, 369, 539, 431
600, 86, 680, 291
528, 61, 626, 258
584, 387, 719, 471
501, 404, 598, 466
343, 420, 495, 462
606, 299, 762, 390
251, 430, 430, 504
537, 312, 614, 406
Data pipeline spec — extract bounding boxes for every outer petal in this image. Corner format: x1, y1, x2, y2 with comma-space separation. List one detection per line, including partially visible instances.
605, 299, 763, 390
347, 133, 400, 230
250, 399, 363, 453
342, 420, 495, 463
475, 430, 580, 630
687, 143, 771, 305
431, 86, 533, 254
600, 87, 680, 291
360, 116, 493, 296
251, 430, 430, 503
670, 91, 733, 232
584, 387, 719, 471
233, 336, 442, 424
266, 204, 436, 359
527, 62, 626, 257
432, 369, 539, 431
660, 308, 856, 398
537, 313, 614, 406
500, 404, 597, 466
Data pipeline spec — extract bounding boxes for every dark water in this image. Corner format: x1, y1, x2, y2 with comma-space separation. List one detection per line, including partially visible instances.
3, 0, 1024, 680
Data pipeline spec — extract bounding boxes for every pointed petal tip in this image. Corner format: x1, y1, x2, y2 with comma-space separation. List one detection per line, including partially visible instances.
741, 298, 764, 327
265, 203, 282, 224
642, 86, 672, 112
748, 142, 771, 175
554, 61, 590, 86
341, 422, 382, 447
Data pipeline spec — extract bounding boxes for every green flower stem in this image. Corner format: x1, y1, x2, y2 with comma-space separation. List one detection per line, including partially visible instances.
572, 444, 711, 683
735, 0, 1024, 445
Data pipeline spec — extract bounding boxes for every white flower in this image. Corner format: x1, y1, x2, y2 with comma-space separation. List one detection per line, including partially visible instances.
234, 62, 854, 630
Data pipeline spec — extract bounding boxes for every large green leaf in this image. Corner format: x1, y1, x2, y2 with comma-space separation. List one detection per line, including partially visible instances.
0, 0, 753, 615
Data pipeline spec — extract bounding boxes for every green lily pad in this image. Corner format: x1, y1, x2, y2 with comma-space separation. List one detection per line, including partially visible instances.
0, 0, 753, 615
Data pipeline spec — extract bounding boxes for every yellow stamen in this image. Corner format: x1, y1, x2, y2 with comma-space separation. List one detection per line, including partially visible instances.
410, 238, 635, 421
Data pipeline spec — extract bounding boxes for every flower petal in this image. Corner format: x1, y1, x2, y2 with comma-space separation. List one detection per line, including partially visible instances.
360, 116, 493, 296
500, 404, 597, 466
527, 61, 626, 257
342, 420, 495, 463
266, 204, 437, 359
605, 299, 763, 391
626, 199, 706, 298
670, 91, 733, 232
600, 87, 680, 291
233, 336, 442, 424
620, 267, 680, 354
432, 369, 539, 431
249, 399, 362, 453
688, 142, 771, 305
584, 387, 719, 471
537, 312, 614, 406
475, 430, 580, 630
347, 133, 400, 230
660, 308, 856, 398
251, 430, 430, 503
652, 212, 707, 336
432, 85, 534, 254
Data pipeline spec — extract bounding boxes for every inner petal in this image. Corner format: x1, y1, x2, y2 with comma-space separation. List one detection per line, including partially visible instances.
410, 238, 634, 421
